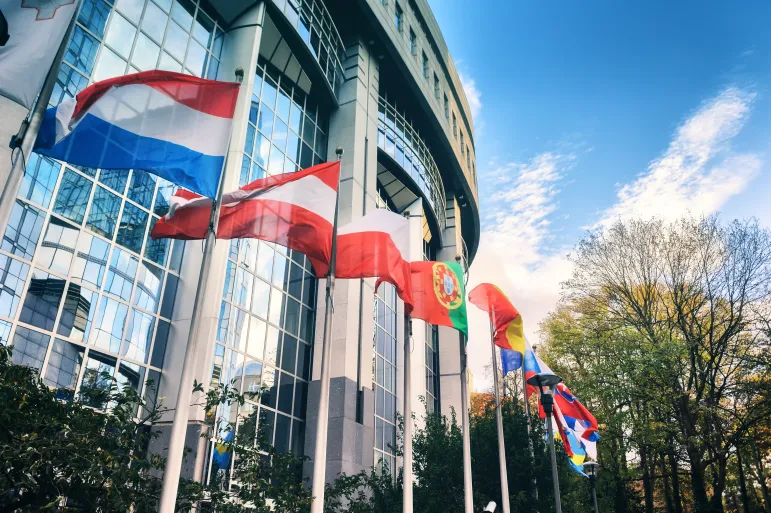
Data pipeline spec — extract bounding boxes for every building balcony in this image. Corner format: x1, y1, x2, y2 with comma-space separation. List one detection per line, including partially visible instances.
376, 96, 447, 232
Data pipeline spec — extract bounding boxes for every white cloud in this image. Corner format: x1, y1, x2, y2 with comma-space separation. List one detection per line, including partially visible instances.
458, 70, 482, 121
598, 87, 761, 226
467, 152, 575, 392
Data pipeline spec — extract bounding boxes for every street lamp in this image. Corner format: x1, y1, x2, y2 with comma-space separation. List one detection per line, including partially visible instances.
526, 372, 564, 513
584, 462, 599, 513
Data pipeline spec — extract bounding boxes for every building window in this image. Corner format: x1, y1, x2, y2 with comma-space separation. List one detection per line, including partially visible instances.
444, 94, 449, 119
434, 73, 440, 99
467, 148, 471, 168
460, 130, 465, 153
394, 2, 403, 32
422, 51, 429, 79
452, 112, 457, 138
374, 281, 398, 475
409, 28, 417, 56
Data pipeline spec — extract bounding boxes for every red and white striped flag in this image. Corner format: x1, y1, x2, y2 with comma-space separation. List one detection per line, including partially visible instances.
336, 209, 413, 310
151, 161, 340, 276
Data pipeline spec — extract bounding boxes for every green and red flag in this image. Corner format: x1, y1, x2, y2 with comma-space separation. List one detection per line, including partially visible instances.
409, 260, 468, 336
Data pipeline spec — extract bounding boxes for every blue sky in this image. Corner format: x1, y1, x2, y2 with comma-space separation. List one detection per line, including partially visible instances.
428, 0, 771, 389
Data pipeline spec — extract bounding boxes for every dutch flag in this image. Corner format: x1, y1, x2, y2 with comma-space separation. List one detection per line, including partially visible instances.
34, 70, 240, 198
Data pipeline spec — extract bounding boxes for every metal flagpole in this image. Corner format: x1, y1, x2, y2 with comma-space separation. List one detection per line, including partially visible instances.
0, 0, 83, 233
522, 340, 539, 508
403, 312, 413, 513
459, 332, 474, 513
157, 69, 244, 513
309, 147, 344, 513
490, 323, 511, 513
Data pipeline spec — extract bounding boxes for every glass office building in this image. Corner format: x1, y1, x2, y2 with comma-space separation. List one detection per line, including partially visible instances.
0, 0, 480, 488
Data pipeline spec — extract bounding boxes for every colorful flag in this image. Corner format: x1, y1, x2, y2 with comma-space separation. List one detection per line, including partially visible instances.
212, 428, 234, 470
151, 161, 340, 276
0, 0, 79, 108
523, 339, 555, 398
337, 209, 413, 309
468, 283, 526, 369
34, 70, 240, 198
409, 260, 467, 335
500, 347, 522, 376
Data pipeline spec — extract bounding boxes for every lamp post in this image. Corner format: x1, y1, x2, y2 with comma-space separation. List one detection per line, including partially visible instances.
526, 372, 564, 513
584, 462, 599, 513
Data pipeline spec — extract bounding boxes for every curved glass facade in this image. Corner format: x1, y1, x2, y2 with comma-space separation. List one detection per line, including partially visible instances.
377, 96, 447, 231
0, 0, 227, 413
270, 0, 345, 97
205, 57, 328, 486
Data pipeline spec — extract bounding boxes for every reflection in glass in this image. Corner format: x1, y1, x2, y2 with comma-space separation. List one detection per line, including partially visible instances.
66, 26, 100, 75
122, 308, 155, 363
105, 247, 138, 301
54, 170, 93, 224
151, 319, 170, 368
133, 261, 163, 312
186, 39, 207, 76
71, 232, 109, 288
79, 351, 116, 408
38, 217, 79, 275
132, 33, 161, 71
116, 202, 149, 254
145, 217, 170, 266
79, 0, 111, 38
243, 360, 263, 395
20, 269, 65, 331
44, 339, 84, 401
99, 169, 130, 195
20, 154, 61, 208
105, 13, 136, 59
0, 256, 30, 318
90, 296, 128, 353
93, 46, 128, 82
57, 284, 97, 343
2, 200, 45, 260
142, 1, 169, 43
164, 21, 188, 63
87, 186, 122, 239
0, 320, 10, 345
10, 326, 51, 370
246, 316, 266, 360
128, 170, 156, 209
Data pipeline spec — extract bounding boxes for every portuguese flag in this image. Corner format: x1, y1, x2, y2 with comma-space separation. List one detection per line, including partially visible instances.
409, 260, 468, 336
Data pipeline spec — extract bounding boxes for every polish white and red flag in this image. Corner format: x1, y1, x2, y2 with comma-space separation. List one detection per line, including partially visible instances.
151, 161, 340, 276
336, 209, 414, 311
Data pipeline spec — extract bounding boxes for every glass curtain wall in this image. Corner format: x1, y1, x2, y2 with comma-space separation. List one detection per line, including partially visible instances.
204, 57, 328, 488
0, 0, 225, 414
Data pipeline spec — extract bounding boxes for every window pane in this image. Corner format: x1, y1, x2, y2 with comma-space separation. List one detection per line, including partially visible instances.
71, 232, 109, 288
133, 261, 163, 312
0, 320, 10, 346
185, 39, 206, 76
79, 0, 111, 38
0, 256, 30, 318
284, 296, 300, 336
280, 334, 296, 374
51, 64, 90, 106
293, 381, 307, 418
44, 339, 84, 401
79, 351, 116, 408
160, 273, 178, 318
243, 360, 262, 395
115, 0, 144, 24
296, 341, 310, 380
251, 276, 270, 319
144, 218, 169, 266
264, 326, 279, 366
100, 169, 130, 195
171, 0, 195, 30
37, 217, 79, 276
132, 33, 160, 71
142, 1, 168, 43
153, 179, 175, 217
122, 308, 154, 363
87, 186, 122, 239
20, 154, 61, 208
268, 289, 283, 326
151, 319, 169, 368
105, 247, 138, 301
246, 316, 266, 360
57, 284, 97, 343
158, 51, 182, 72
93, 46, 128, 82
105, 13, 136, 59
54, 170, 93, 224
116, 202, 148, 254
2, 200, 45, 260
90, 296, 128, 353
193, 10, 214, 47
10, 326, 51, 370
165, 21, 188, 62
20, 269, 65, 331
274, 412, 290, 452
66, 26, 100, 75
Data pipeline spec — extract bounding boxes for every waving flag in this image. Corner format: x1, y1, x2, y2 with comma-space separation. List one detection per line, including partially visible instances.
0, 0, 78, 108
500, 347, 522, 376
337, 209, 413, 310
410, 260, 467, 335
34, 70, 240, 198
152, 161, 340, 276
468, 283, 526, 369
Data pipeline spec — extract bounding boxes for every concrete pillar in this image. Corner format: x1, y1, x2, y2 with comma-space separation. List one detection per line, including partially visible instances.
149, 3, 266, 480
304, 37, 381, 480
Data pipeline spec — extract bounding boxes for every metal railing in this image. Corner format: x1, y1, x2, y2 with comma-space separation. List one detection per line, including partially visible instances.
376, 96, 447, 231
271, 0, 346, 97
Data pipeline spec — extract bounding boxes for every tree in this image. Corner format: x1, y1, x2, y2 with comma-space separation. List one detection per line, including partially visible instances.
543, 216, 771, 513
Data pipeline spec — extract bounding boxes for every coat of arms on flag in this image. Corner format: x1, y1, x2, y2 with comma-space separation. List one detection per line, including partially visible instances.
432, 262, 463, 310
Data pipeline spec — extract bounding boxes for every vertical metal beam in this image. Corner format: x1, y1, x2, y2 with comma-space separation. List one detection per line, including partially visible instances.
403, 313, 413, 513
490, 329, 511, 513
522, 354, 539, 509
459, 333, 474, 513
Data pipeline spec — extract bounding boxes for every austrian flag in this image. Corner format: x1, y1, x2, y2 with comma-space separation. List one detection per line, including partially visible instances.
152, 162, 340, 276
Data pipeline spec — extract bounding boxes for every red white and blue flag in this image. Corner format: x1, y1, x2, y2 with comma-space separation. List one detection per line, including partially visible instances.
34, 70, 240, 198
